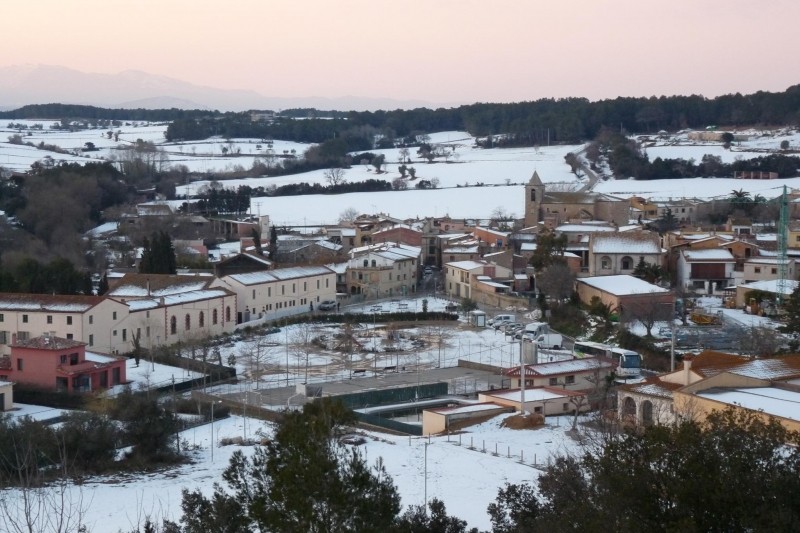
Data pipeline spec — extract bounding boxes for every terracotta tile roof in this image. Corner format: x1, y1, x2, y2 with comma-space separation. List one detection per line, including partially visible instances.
0, 293, 102, 312
108, 273, 214, 297
619, 377, 682, 398
11, 335, 86, 351
686, 350, 750, 378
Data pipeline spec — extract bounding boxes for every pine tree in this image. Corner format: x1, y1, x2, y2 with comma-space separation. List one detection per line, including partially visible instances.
139, 231, 177, 274
179, 398, 401, 532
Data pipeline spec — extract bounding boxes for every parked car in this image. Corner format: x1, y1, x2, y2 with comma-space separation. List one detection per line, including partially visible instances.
318, 300, 337, 311
488, 313, 516, 327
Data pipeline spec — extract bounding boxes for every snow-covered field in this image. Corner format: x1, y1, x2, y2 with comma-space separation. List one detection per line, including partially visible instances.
2, 411, 581, 532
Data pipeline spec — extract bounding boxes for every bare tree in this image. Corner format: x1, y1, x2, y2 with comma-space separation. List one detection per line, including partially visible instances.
735, 325, 785, 357
240, 336, 276, 389
291, 325, 318, 383
338, 207, 359, 224
536, 262, 575, 303
324, 167, 347, 186
620, 294, 672, 337
391, 177, 408, 190
0, 434, 89, 533
398, 147, 410, 163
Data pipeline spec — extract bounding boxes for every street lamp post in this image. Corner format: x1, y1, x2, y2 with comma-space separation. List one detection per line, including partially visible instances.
423, 441, 429, 514
210, 400, 222, 462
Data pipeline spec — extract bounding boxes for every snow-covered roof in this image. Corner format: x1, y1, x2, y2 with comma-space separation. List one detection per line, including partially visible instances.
591, 234, 661, 254
520, 243, 537, 252
84, 221, 118, 237
578, 275, 669, 296
736, 279, 799, 295
446, 260, 487, 271
478, 280, 509, 289
682, 249, 735, 261
482, 387, 582, 402
122, 289, 232, 311
696, 387, 800, 422
0, 294, 102, 312
427, 403, 509, 415
228, 265, 333, 285
325, 262, 348, 274
555, 224, 616, 233
506, 357, 615, 377
744, 257, 792, 265
443, 246, 480, 254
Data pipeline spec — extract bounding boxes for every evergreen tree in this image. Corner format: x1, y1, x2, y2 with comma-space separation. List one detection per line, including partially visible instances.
97, 274, 110, 295
489, 408, 800, 532
268, 226, 278, 260
178, 398, 400, 532
529, 229, 568, 271
139, 231, 177, 274
780, 283, 800, 335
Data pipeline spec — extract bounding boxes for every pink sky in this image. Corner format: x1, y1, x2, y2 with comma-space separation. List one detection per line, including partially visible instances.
3, 0, 798, 105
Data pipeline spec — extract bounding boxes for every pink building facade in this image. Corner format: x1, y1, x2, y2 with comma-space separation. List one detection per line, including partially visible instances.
0, 335, 126, 393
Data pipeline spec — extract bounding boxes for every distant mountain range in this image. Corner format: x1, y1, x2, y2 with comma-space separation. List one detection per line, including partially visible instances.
0, 64, 442, 112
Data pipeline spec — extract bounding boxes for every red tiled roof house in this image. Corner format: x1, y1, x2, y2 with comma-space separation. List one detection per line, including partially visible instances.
0, 334, 126, 393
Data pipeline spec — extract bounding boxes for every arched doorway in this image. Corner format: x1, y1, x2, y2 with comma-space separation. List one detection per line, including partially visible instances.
641, 400, 654, 426
621, 396, 637, 424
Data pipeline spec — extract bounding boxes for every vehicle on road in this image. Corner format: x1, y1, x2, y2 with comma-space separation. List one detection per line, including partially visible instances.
318, 300, 337, 311
488, 313, 516, 327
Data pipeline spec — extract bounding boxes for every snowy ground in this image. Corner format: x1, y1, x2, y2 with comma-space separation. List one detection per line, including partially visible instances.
1, 411, 584, 532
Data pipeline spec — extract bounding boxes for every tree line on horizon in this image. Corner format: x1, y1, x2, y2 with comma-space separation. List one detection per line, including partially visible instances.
3, 85, 800, 146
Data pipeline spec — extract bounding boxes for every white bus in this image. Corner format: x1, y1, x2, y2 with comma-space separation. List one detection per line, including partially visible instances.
573, 341, 642, 378
573, 341, 612, 359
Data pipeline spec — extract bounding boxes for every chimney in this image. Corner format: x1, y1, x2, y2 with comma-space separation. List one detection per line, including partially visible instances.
682, 356, 693, 386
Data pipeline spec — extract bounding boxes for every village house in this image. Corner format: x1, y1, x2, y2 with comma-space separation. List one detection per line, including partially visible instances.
667, 233, 759, 276
677, 248, 737, 294
504, 357, 616, 394
478, 387, 590, 417
0, 294, 104, 356
618, 351, 800, 431
587, 231, 664, 276
444, 260, 512, 301
213, 252, 273, 278
0, 381, 12, 410
370, 224, 423, 247
734, 279, 799, 308
575, 275, 673, 317
740, 258, 795, 285
274, 235, 344, 265
325, 227, 357, 253
0, 334, 126, 393
553, 221, 617, 273
346, 242, 421, 298
213, 265, 335, 322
